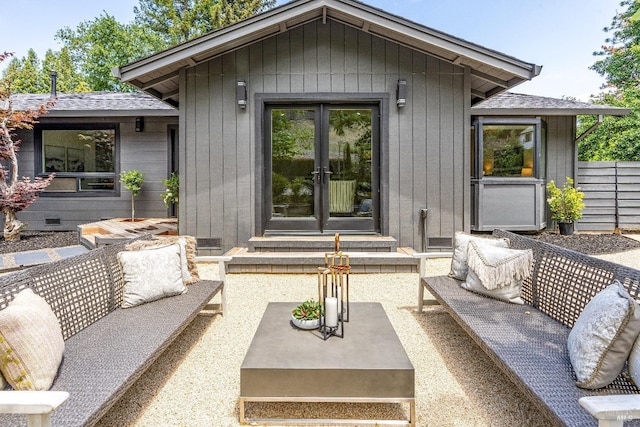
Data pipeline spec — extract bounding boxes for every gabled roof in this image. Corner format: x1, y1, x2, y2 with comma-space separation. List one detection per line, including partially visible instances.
471, 92, 630, 116
116, 0, 541, 107
10, 91, 177, 117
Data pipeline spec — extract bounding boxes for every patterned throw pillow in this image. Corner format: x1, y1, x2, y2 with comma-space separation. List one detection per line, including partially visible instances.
568, 281, 640, 389
449, 232, 510, 280
0, 288, 64, 390
628, 336, 640, 387
118, 243, 187, 308
126, 236, 200, 284
461, 240, 533, 304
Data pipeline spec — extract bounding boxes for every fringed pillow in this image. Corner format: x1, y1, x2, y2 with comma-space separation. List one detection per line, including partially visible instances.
568, 281, 640, 389
461, 239, 533, 304
126, 235, 200, 284
449, 232, 510, 280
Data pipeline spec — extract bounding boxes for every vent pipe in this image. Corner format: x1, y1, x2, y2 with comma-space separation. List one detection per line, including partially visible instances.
50, 71, 57, 98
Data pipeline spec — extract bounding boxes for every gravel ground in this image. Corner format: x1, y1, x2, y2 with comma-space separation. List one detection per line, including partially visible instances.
529, 231, 640, 254
1, 230, 639, 256
3, 230, 640, 425
0, 231, 78, 254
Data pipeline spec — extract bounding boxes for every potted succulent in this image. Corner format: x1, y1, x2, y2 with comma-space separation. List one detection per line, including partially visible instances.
547, 177, 585, 236
291, 299, 323, 330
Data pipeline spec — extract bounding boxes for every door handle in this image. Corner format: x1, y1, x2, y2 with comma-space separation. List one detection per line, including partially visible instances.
311, 167, 321, 184
323, 167, 333, 183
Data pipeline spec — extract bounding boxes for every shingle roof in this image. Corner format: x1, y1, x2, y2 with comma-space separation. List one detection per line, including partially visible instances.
471, 92, 630, 116
9, 91, 177, 117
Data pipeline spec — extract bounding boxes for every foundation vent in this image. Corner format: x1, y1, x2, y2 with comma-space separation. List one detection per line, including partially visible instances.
197, 238, 222, 249
428, 237, 453, 249
45, 218, 61, 225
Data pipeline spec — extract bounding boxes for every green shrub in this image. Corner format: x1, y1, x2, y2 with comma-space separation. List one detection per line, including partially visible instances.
547, 177, 585, 223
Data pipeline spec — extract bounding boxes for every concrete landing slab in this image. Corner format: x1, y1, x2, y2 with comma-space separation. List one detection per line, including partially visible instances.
0, 245, 89, 271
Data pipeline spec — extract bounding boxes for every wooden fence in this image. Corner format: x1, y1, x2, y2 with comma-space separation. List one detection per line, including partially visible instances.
577, 161, 640, 231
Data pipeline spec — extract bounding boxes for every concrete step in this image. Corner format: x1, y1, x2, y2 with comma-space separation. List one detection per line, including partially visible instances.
225, 247, 417, 273
248, 235, 398, 253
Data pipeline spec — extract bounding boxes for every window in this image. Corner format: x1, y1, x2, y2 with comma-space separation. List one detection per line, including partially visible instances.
473, 118, 544, 179
36, 124, 118, 195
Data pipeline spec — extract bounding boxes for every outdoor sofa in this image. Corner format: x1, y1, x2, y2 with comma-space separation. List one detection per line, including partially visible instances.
0, 236, 229, 427
416, 229, 640, 427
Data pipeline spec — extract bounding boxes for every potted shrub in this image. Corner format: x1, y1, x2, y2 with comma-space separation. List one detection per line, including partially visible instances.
161, 172, 179, 210
291, 299, 323, 330
120, 170, 145, 221
547, 177, 585, 235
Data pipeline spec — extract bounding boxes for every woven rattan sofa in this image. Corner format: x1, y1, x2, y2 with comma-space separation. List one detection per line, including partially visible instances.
0, 238, 229, 427
416, 230, 640, 427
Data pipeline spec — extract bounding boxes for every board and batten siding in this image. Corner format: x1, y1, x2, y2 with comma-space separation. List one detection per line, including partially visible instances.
15, 116, 176, 230
180, 19, 470, 253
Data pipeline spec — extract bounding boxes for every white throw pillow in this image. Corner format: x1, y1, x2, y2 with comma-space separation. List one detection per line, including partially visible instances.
126, 236, 200, 284
449, 232, 510, 280
568, 281, 640, 389
461, 240, 532, 304
118, 243, 187, 308
628, 336, 640, 388
0, 288, 64, 390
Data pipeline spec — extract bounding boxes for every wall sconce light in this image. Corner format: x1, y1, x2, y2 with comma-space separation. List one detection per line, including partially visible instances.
396, 79, 407, 108
135, 117, 144, 132
237, 80, 247, 109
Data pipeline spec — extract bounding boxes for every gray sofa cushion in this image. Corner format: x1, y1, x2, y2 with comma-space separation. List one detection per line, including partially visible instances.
0, 279, 221, 427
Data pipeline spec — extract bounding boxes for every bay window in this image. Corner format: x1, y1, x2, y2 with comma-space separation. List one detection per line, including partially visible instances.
473, 117, 544, 179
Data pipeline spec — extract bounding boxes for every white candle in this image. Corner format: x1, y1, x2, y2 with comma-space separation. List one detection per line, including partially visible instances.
325, 297, 338, 327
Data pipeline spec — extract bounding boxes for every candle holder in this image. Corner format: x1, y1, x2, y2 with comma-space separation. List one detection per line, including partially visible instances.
317, 267, 344, 340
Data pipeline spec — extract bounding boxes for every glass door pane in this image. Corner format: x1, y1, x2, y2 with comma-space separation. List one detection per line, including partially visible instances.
270, 109, 317, 220
325, 108, 374, 230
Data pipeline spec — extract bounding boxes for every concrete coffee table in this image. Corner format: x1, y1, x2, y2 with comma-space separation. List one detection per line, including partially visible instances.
239, 302, 415, 425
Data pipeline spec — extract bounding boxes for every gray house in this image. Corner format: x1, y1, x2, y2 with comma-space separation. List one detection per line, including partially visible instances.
116, 0, 545, 253
11, 0, 629, 256
12, 91, 178, 228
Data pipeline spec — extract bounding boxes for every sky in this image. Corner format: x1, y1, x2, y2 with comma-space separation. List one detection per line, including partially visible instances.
0, 0, 624, 101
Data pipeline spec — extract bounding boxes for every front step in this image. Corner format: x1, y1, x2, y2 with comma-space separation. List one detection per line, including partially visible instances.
248, 235, 398, 253
225, 247, 417, 273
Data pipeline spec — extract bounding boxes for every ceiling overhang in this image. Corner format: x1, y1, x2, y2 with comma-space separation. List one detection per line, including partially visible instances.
116, 0, 541, 107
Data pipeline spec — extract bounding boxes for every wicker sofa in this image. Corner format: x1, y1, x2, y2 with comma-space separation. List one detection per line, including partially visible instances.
416, 230, 640, 427
0, 238, 229, 427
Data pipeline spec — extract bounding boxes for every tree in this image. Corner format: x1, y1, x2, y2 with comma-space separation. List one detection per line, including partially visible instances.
55, 13, 165, 92
133, 0, 276, 46
120, 170, 145, 220
1, 48, 91, 93
578, 0, 640, 161
0, 52, 55, 241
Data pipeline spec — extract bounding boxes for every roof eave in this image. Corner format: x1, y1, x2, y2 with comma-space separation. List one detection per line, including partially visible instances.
470, 107, 631, 117
118, 0, 540, 101
40, 109, 178, 118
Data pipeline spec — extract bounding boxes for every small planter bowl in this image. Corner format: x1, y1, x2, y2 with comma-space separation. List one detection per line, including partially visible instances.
290, 314, 321, 330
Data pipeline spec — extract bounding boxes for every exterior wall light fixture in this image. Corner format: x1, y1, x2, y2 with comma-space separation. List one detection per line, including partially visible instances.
135, 117, 144, 132
396, 79, 407, 108
237, 80, 247, 109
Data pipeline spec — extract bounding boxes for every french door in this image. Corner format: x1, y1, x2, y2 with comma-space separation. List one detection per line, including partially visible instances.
264, 104, 379, 233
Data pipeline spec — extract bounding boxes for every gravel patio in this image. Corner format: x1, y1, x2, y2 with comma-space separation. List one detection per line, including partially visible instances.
91, 241, 640, 426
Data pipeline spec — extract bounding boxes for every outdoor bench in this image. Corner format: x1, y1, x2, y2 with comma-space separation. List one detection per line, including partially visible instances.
0, 236, 229, 427
416, 229, 640, 427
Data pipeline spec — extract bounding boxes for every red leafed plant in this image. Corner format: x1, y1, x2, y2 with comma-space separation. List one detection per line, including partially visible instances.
0, 52, 54, 241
